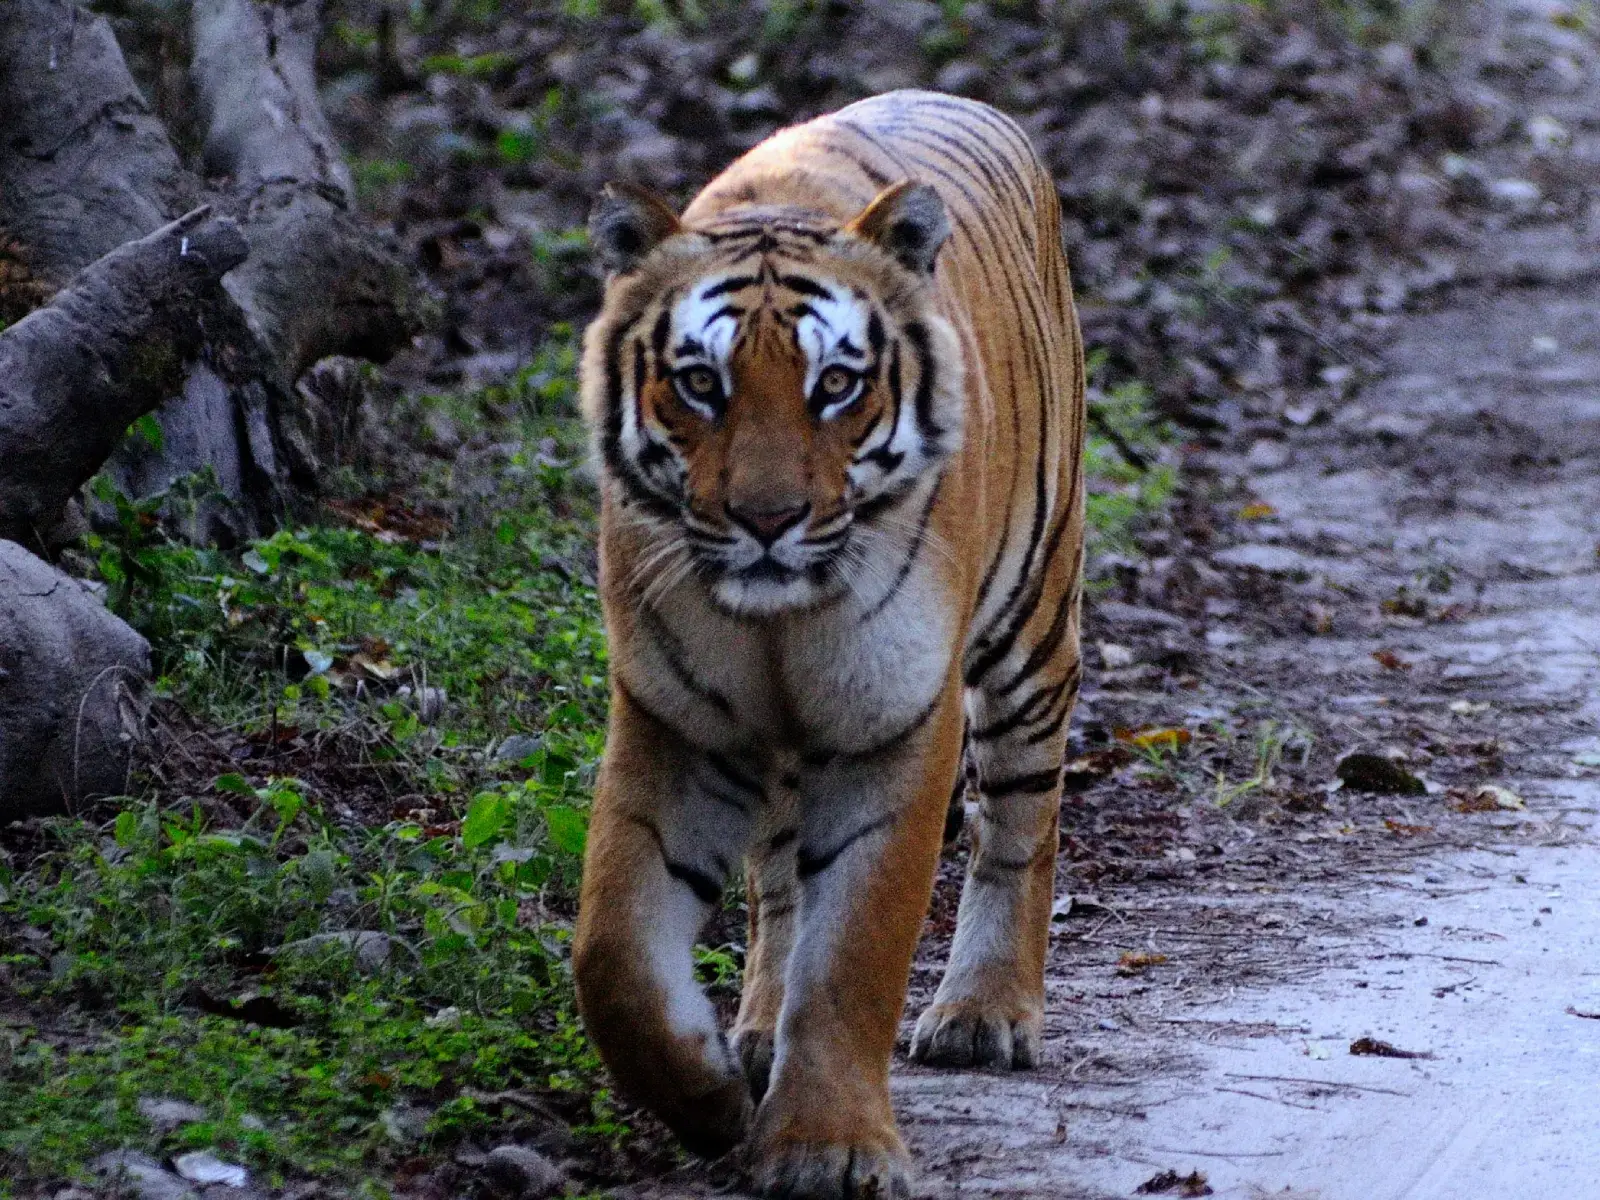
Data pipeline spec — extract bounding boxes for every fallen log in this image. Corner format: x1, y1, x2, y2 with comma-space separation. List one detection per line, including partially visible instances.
0, 208, 248, 546
0, 540, 150, 820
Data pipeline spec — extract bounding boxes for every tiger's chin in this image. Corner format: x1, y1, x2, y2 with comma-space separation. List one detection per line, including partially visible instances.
709, 558, 847, 618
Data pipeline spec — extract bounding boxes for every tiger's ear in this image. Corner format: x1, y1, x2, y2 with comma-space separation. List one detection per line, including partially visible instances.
846, 180, 949, 275
589, 182, 683, 274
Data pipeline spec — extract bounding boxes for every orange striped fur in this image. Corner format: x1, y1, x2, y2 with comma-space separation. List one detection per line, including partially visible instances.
574, 90, 1085, 1200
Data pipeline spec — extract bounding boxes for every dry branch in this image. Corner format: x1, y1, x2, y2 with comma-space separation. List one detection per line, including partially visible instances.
0, 208, 248, 545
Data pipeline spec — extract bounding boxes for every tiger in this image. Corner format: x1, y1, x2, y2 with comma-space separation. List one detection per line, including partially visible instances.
572, 89, 1085, 1200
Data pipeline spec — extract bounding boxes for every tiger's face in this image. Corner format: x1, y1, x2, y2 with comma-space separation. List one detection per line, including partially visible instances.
582, 181, 965, 617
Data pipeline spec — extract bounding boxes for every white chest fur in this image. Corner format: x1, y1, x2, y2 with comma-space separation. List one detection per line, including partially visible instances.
623, 533, 956, 757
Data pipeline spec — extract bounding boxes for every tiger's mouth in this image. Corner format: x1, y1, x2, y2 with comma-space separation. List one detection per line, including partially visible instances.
696, 525, 855, 617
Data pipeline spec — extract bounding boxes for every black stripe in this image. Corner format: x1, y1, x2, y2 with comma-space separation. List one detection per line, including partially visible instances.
896, 121, 1034, 219
706, 751, 763, 797
1022, 700, 1074, 748
981, 769, 1062, 798
971, 854, 1037, 887
862, 475, 942, 621
907, 96, 1037, 161
964, 498, 1076, 687
850, 409, 884, 453
700, 274, 758, 299
705, 788, 749, 815
640, 607, 735, 717
867, 311, 886, 354
902, 321, 946, 445
993, 590, 1077, 698
626, 814, 723, 904
778, 274, 835, 300
973, 358, 1024, 614
600, 320, 682, 523
881, 124, 1037, 256
768, 827, 798, 852
797, 811, 897, 879
814, 137, 893, 188
801, 686, 945, 766
970, 677, 1067, 743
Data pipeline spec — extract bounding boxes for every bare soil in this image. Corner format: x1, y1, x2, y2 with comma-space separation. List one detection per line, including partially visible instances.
622, 2, 1600, 1196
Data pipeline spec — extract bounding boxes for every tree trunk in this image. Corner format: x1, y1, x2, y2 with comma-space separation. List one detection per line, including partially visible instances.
0, 208, 248, 546
0, 0, 429, 816
0, 0, 425, 546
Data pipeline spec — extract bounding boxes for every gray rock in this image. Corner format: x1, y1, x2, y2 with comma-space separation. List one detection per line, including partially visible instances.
493, 733, 543, 763
482, 1143, 566, 1199
1212, 543, 1314, 576
137, 1096, 208, 1134
92, 1151, 198, 1200
172, 1152, 248, 1188
0, 541, 150, 820
274, 930, 397, 972
1089, 601, 1188, 631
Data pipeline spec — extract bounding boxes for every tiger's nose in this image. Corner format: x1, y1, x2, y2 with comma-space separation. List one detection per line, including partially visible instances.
726, 500, 810, 546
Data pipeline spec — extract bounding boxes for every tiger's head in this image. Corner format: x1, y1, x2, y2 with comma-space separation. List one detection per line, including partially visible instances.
581, 180, 965, 618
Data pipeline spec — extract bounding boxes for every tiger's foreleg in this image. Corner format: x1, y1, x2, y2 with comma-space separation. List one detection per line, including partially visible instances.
732, 769, 802, 1103
748, 685, 964, 1200
573, 686, 761, 1156
911, 634, 1080, 1071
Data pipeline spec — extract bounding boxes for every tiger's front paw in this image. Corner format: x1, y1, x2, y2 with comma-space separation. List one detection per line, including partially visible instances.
750, 1131, 912, 1200
909, 999, 1041, 1069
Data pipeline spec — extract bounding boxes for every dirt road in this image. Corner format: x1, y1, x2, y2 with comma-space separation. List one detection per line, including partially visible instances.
894, 4, 1600, 1197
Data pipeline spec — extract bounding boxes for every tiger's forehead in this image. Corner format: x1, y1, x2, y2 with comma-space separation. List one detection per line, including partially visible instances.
669, 263, 872, 386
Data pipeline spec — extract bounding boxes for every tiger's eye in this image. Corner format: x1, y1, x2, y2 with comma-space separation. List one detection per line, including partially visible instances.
819, 367, 855, 397
683, 367, 719, 397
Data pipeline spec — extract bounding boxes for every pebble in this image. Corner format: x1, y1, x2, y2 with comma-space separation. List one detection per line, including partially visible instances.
172, 1152, 248, 1188
482, 1144, 567, 1198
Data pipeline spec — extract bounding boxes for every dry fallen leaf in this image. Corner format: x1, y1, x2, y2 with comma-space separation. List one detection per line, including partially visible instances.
1384, 818, 1434, 836
1350, 1036, 1433, 1060
1238, 501, 1277, 520
1451, 785, 1524, 812
1117, 727, 1193, 753
1372, 648, 1412, 672
1117, 950, 1169, 976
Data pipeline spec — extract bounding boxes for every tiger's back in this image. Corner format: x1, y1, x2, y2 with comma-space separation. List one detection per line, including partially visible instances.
574, 91, 1085, 1200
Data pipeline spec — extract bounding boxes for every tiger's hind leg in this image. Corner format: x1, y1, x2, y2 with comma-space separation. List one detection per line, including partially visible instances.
573, 687, 763, 1156
911, 590, 1081, 1070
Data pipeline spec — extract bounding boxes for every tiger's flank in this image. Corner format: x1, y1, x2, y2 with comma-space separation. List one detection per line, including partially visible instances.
574, 89, 1086, 1200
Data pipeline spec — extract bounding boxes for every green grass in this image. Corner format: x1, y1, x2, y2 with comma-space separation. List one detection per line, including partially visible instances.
1084, 355, 1178, 559
1, 349, 617, 1190
1, 767, 614, 1189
